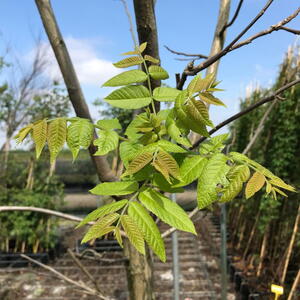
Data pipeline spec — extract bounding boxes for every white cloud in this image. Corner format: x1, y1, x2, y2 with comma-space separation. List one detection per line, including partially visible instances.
33, 37, 120, 86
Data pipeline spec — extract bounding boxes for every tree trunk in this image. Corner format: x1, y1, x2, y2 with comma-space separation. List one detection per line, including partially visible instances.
257, 227, 268, 277
133, 0, 161, 113
35, 0, 116, 183
124, 240, 155, 300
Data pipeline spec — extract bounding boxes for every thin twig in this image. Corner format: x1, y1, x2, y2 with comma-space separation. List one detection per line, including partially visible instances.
242, 99, 278, 154
164, 45, 208, 59
77, 248, 128, 264
177, 0, 275, 89
279, 26, 300, 35
221, 0, 244, 34
67, 248, 102, 293
191, 78, 300, 148
20, 254, 111, 300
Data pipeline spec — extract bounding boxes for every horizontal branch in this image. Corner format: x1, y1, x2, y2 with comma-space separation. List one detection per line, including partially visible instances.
164, 45, 208, 59
192, 78, 300, 148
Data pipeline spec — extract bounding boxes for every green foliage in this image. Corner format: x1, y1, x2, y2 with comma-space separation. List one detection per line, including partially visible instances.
15, 43, 296, 261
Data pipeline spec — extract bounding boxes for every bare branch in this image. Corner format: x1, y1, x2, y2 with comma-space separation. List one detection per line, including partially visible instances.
67, 248, 102, 293
242, 99, 278, 155
279, 26, 300, 35
164, 45, 208, 59
177, 0, 275, 89
20, 254, 111, 300
221, 0, 244, 34
192, 78, 300, 148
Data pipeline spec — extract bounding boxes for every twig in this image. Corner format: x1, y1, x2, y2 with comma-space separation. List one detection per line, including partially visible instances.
191, 78, 300, 148
242, 98, 278, 154
164, 45, 208, 59
20, 254, 112, 300
221, 0, 244, 34
77, 248, 128, 264
280, 26, 300, 35
177, 0, 276, 89
67, 248, 102, 293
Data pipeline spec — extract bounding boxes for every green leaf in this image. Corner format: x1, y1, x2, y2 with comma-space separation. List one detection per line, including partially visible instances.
76, 200, 128, 228
114, 227, 123, 247
123, 151, 153, 176
175, 156, 207, 187
81, 213, 119, 243
94, 130, 119, 155
153, 87, 180, 102
199, 92, 226, 106
197, 153, 229, 209
104, 85, 152, 109
186, 98, 214, 127
128, 202, 166, 262
47, 118, 67, 163
97, 119, 122, 130
15, 124, 33, 144
119, 141, 143, 167
152, 173, 184, 193
220, 165, 250, 203
148, 65, 169, 80
32, 119, 47, 159
139, 188, 196, 234
113, 56, 144, 68
144, 55, 159, 64
157, 140, 187, 153
155, 150, 180, 180
102, 70, 148, 87
67, 118, 94, 160
90, 181, 139, 196
199, 133, 229, 155
245, 171, 265, 199
122, 50, 139, 56
121, 215, 145, 254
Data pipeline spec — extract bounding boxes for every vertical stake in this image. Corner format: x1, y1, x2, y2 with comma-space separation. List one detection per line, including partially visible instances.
221, 203, 228, 300
171, 193, 180, 300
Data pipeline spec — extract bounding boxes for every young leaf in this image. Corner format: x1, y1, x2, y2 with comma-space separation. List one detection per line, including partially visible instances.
153, 87, 180, 102
32, 119, 47, 159
269, 178, 295, 192
187, 73, 214, 95
47, 118, 67, 163
121, 215, 145, 254
128, 202, 166, 262
199, 92, 226, 106
152, 173, 184, 193
97, 119, 122, 130
245, 171, 266, 199
200, 133, 229, 155
102, 70, 148, 87
175, 156, 208, 187
148, 65, 169, 80
156, 150, 180, 179
123, 151, 153, 176
94, 130, 119, 156
113, 56, 143, 68
197, 153, 228, 209
67, 118, 94, 160
144, 54, 159, 64
104, 85, 152, 109
139, 188, 196, 234
90, 181, 139, 196
76, 200, 128, 228
186, 98, 214, 127
220, 165, 250, 203
15, 124, 33, 143
81, 213, 119, 244
119, 141, 143, 167
152, 159, 171, 183
139, 42, 147, 53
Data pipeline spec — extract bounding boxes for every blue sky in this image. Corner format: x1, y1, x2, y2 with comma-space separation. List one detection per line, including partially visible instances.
0, 0, 299, 132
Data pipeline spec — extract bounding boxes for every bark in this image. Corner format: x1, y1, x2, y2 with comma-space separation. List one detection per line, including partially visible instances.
133, 0, 161, 112
124, 240, 155, 300
287, 268, 300, 300
35, 0, 116, 183
206, 0, 231, 76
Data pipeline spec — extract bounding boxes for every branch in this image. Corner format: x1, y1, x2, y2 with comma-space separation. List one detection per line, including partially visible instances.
177, 0, 275, 89
220, 0, 244, 34
279, 26, 300, 35
20, 254, 111, 300
192, 78, 300, 148
164, 45, 208, 59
